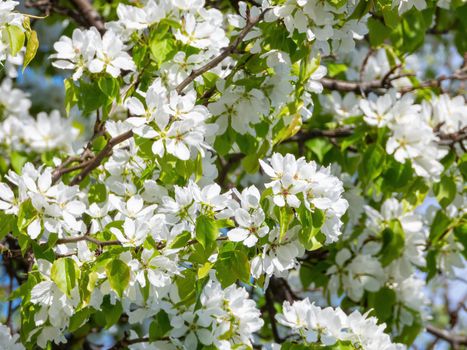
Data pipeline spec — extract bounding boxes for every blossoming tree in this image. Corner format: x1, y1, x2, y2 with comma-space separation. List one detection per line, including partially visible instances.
0, 0, 466, 349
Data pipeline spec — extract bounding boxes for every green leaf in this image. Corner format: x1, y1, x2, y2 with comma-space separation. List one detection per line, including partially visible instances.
306, 138, 333, 163
215, 250, 250, 288
105, 259, 130, 298
368, 287, 396, 321
7, 25, 25, 56
425, 249, 438, 281
0, 213, 16, 240
11, 151, 28, 174
175, 269, 196, 305
195, 215, 218, 248
23, 30, 39, 70
69, 308, 93, 332
279, 206, 294, 242
149, 311, 172, 341
349, 0, 372, 20
360, 144, 385, 181
88, 183, 107, 203
453, 224, 467, 259
382, 160, 413, 191
64, 79, 78, 115
429, 210, 451, 244
78, 81, 107, 114
51, 258, 80, 296
379, 220, 405, 266
433, 176, 457, 208
298, 208, 325, 250
368, 18, 390, 46
391, 10, 428, 53
327, 63, 347, 77
150, 39, 175, 65
99, 297, 123, 328
242, 154, 260, 174
98, 76, 119, 98
170, 231, 192, 249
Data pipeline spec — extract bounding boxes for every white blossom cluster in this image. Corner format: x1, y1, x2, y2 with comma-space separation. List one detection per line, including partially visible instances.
392, 0, 452, 14
0, 0, 23, 61
327, 198, 431, 327
125, 79, 217, 160
52, 27, 135, 79
0, 0, 465, 348
0, 324, 25, 350
0, 79, 78, 153
320, 48, 467, 180
260, 153, 348, 242
276, 298, 405, 350
270, 0, 369, 55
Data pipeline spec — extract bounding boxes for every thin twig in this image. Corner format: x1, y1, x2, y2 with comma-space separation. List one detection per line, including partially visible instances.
175, 9, 268, 94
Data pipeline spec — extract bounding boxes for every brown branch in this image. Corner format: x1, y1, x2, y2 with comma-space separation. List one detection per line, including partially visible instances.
321, 72, 467, 94
69, 0, 105, 33
69, 130, 133, 185
56, 235, 122, 247
320, 77, 384, 93
426, 325, 467, 348
175, 9, 268, 94
265, 286, 281, 343
25, 0, 103, 31
283, 127, 354, 144
110, 336, 152, 350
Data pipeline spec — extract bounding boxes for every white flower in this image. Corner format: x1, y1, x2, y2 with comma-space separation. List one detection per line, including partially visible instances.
393, 0, 426, 14
320, 91, 360, 121
260, 153, 306, 208
0, 79, 31, 118
430, 94, 467, 134
360, 92, 396, 127
228, 186, 268, 247
51, 28, 98, 80
260, 153, 348, 243
306, 65, 327, 94
209, 86, 269, 135
88, 29, 136, 77
23, 110, 79, 152
110, 218, 149, 246
0, 182, 18, 214
276, 298, 404, 349
251, 226, 304, 279
0, 324, 25, 350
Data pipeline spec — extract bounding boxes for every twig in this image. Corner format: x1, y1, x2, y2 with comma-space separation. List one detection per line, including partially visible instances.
69, 0, 105, 33
56, 235, 122, 247
69, 130, 133, 185
175, 9, 268, 94
426, 325, 467, 347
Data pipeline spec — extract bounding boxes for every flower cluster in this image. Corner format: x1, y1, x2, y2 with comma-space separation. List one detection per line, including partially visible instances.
0, 79, 78, 153
126, 80, 217, 160
0, 0, 24, 61
0, 324, 25, 350
52, 28, 135, 79
277, 298, 405, 350
0, 0, 465, 349
327, 198, 430, 327
260, 153, 348, 243
270, 0, 368, 55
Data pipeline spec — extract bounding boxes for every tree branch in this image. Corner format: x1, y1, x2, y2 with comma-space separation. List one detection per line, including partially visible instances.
426, 325, 467, 347
68, 130, 133, 186
321, 72, 467, 94
175, 9, 268, 94
69, 0, 105, 33
56, 235, 122, 247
